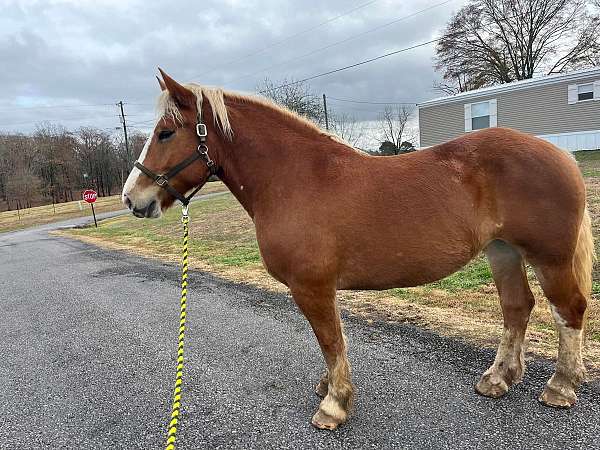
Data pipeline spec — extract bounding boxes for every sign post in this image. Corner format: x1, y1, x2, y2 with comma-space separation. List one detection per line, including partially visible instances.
82, 189, 98, 227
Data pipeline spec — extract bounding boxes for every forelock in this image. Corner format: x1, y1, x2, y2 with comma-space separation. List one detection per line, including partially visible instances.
156, 84, 233, 140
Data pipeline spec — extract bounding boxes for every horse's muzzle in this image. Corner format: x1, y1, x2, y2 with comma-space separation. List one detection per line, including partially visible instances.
130, 199, 160, 218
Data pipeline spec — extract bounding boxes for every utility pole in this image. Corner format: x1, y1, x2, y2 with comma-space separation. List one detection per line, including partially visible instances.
322, 94, 329, 131
117, 101, 131, 165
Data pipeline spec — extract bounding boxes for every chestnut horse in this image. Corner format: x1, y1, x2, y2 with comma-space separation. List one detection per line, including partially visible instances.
123, 70, 594, 430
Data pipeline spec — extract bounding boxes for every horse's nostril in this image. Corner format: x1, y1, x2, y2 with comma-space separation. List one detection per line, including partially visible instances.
123, 194, 132, 209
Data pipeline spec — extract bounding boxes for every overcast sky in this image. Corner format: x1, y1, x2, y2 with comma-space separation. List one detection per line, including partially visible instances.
0, 0, 465, 139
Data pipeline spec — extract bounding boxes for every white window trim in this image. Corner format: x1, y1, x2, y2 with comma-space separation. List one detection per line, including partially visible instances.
568, 81, 600, 104
464, 99, 497, 132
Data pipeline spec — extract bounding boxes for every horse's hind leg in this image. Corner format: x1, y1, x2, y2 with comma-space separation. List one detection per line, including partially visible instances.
534, 264, 587, 407
476, 240, 535, 398
291, 284, 354, 430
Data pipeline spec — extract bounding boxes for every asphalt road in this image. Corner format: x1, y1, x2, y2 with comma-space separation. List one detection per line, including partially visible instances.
1, 200, 599, 449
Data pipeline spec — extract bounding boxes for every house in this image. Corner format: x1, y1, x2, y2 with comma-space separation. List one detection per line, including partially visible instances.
418, 66, 600, 151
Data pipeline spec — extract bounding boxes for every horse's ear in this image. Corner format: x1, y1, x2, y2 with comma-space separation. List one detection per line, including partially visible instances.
158, 68, 194, 108
156, 75, 166, 91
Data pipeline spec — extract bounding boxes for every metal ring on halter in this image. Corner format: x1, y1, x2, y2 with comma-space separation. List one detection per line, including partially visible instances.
197, 144, 215, 170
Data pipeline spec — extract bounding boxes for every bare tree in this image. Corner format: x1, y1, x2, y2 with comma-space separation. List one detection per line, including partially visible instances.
5, 167, 42, 209
435, 0, 600, 93
0, 133, 40, 209
257, 78, 324, 125
377, 105, 415, 154
329, 112, 365, 147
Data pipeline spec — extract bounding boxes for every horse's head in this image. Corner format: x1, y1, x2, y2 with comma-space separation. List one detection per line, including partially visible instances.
122, 69, 221, 218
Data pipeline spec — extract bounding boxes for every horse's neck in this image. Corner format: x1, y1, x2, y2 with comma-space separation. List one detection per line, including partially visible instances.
215, 101, 348, 217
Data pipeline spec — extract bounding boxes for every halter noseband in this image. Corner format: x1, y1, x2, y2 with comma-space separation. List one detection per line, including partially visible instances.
134, 115, 218, 206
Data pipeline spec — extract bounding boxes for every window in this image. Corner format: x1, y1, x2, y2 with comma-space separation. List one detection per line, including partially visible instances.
578, 83, 594, 101
464, 99, 497, 132
568, 81, 599, 104
471, 101, 490, 130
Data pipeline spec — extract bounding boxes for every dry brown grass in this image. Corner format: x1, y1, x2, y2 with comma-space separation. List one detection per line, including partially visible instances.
58, 160, 600, 374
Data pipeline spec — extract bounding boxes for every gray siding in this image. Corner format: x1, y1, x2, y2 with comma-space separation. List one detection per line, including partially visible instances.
419, 75, 600, 147
419, 101, 465, 146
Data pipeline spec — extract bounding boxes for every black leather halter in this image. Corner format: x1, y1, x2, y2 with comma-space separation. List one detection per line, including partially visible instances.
134, 115, 218, 206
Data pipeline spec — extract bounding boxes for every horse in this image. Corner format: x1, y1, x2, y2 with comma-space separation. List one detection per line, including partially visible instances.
122, 69, 594, 430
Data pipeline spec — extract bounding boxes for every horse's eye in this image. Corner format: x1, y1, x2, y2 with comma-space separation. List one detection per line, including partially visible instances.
158, 130, 175, 141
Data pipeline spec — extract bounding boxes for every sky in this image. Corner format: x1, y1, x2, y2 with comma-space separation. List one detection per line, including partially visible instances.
0, 0, 466, 145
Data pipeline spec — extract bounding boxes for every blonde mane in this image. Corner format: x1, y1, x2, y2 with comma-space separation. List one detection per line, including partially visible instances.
156, 83, 348, 145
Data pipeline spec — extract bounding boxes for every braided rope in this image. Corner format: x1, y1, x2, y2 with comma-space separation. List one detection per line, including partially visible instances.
165, 211, 189, 450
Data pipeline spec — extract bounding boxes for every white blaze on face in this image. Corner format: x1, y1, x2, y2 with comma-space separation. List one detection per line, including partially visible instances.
122, 135, 153, 204
121, 136, 157, 213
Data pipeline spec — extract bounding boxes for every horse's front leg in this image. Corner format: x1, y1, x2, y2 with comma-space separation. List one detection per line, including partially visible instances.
291, 284, 354, 430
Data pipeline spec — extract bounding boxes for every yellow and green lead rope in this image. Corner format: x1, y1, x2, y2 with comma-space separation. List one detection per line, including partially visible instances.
166, 209, 189, 450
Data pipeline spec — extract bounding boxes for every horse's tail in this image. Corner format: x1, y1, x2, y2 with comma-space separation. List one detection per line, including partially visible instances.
573, 205, 595, 304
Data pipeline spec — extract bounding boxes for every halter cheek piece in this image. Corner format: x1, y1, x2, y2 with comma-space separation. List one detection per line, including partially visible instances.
134, 114, 218, 206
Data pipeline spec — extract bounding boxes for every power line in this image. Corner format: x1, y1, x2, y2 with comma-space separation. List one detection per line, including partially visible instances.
197, 0, 381, 80
254, 6, 547, 96
127, 118, 156, 125
0, 114, 122, 128
258, 38, 440, 94
328, 96, 417, 105
0, 103, 115, 111
227, 0, 455, 86
3, 36, 436, 128
1, 5, 553, 129
0, 101, 158, 111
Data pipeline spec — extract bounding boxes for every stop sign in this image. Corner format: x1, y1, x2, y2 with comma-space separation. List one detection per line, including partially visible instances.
83, 189, 98, 203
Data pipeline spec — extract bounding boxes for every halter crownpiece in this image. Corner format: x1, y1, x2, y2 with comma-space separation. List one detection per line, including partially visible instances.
134, 114, 217, 206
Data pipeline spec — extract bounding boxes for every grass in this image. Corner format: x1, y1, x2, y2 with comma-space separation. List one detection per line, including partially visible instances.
0, 181, 228, 234
574, 150, 600, 178
59, 156, 600, 372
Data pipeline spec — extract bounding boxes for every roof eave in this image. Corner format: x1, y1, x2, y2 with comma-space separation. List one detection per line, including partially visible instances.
418, 67, 600, 109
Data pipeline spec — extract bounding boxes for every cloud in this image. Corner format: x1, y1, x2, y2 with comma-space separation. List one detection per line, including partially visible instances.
0, 0, 464, 136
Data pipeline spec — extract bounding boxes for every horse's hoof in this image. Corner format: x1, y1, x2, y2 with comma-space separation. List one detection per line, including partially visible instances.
475, 372, 509, 398
311, 409, 344, 431
315, 380, 328, 398
539, 384, 576, 409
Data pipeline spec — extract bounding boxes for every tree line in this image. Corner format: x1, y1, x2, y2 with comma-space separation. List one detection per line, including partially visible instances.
0, 124, 146, 211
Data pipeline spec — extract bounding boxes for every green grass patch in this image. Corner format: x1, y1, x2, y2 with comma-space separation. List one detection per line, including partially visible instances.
388, 258, 493, 299
426, 257, 492, 292
573, 150, 600, 162
533, 322, 555, 333
388, 288, 416, 300
581, 169, 600, 178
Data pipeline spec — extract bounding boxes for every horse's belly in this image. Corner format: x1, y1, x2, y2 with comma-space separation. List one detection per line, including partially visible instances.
336, 248, 475, 290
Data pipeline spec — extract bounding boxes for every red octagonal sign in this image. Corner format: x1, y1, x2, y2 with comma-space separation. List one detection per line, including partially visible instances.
83, 189, 98, 204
